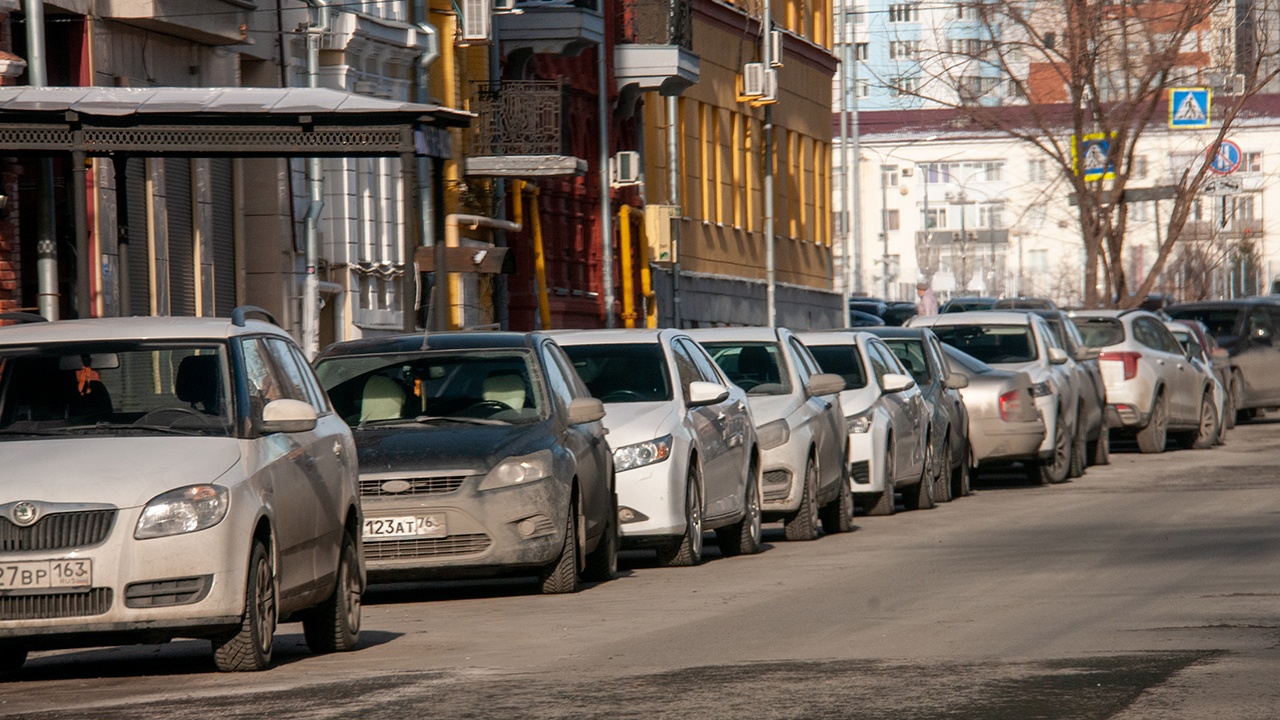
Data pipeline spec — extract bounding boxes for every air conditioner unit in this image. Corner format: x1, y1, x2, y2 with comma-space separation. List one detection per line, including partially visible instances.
1226, 73, 1246, 95
770, 30, 784, 67
742, 63, 766, 97
757, 68, 779, 104
461, 0, 492, 42
900, 166, 913, 177
611, 151, 641, 186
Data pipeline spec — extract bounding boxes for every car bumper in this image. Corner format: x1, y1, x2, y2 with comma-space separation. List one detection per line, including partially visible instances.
613, 457, 687, 542
758, 437, 811, 519
1107, 403, 1150, 428
360, 476, 570, 582
847, 430, 884, 496
0, 505, 254, 645
970, 418, 1046, 464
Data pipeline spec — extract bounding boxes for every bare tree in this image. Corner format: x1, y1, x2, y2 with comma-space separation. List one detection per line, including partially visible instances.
889, 0, 1280, 307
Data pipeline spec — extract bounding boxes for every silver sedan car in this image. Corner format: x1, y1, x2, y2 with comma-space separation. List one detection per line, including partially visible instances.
690, 328, 849, 540
939, 343, 1047, 478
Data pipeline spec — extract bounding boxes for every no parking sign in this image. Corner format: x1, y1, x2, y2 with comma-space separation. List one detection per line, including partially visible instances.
1207, 140, 1242, 175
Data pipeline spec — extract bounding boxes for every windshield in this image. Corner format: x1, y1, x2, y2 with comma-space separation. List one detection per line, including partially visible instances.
929, 325, 1039, 364
1071, 317, 1126, 348
0, 342, 233, 438
1167, 308, 1242, 340
880, 339, 932, 384
806, 345, 869, 390
562, 343, 673, 403
702, 342, 793, 396
315, 350, 545, 426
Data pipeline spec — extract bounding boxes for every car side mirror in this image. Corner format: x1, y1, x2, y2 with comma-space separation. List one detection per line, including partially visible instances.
260, 398, 318, 434
881, 372, 916, 393
687, 381, 731, 407
567, 397, 606, 425
944, 373, 969, 390
1048, 347, 1069, 365
806, 373, 846, 397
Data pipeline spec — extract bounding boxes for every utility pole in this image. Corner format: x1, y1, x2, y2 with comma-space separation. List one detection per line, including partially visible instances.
837, 0, 851, 326
25, 0, 58, 320
762, 2, 776, 327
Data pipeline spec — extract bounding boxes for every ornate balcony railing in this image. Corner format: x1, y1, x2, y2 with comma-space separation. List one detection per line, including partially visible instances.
622, 0, 693, 49
466, 81, 565, 157
1181, 219, 1264, 241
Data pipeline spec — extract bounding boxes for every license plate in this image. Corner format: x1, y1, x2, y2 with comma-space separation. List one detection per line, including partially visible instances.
0, 559, 93, 591
363, 515, 446, 540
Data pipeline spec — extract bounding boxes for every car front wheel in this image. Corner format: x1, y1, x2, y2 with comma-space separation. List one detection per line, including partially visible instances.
657, 466, 704, 566
718, 460, 763, 556
783, 455, 822, 540
303, 532, 362, 654
1135, 393, 1168, 454
540, 500, 581, 593
213, 539, 276, 672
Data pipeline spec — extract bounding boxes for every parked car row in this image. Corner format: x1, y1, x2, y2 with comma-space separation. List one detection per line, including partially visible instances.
0, 298, 1241, 676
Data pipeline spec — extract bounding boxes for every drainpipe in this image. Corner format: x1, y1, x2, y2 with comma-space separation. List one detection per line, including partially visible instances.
24, 0, 57, 320
666, 97, 681, 328
761, 6, 775, 327
302, 0, 331, 358
597, 43, 615, 328
413, 4, 440, 331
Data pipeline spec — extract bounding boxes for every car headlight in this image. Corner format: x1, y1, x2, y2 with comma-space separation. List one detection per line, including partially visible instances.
613, 435, 673, 472
757, 418, 790, 450
478, 449, 555, 491
135, 485, 229, 540
1029, 381, 1053, 397
845, 411, 873, 434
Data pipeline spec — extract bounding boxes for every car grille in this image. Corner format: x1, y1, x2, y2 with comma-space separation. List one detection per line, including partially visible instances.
850, 461, 871, 485
762, 469, 792, 501
125, 576, 212, 609
763, 470, 791, 486
359, 476, 469, 497
0, 588, 113, 621
0, 510, 117, 552
363, 534, 492, 560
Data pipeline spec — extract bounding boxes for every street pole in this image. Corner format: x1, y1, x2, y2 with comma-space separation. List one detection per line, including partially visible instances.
598, 42, 616, 327
880, 162, 889, 298
837, 0, 850, 326
763, 4, 776, 326
25, 0, 58, 320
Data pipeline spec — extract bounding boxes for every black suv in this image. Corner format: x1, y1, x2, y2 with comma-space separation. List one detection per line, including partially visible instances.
1167, 297, 1280, 422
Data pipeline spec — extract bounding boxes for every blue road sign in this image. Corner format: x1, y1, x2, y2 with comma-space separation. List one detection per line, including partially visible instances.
1169, 88, 1211, 128
1074, 133, 1114, 182
1207, 139, 1242, 175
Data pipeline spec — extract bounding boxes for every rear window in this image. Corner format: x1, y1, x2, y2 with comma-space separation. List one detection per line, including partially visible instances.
929, 325, 1038, 364
1072, 317, 1126, 348
806, 345, 869, 390
1167, 308, 1243, 340
561, 343, 673, 403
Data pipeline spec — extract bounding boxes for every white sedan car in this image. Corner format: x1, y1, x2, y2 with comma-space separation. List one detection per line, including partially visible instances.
689, 328, 849, 541
798, 331, 930, 516
556, 330, 761, 566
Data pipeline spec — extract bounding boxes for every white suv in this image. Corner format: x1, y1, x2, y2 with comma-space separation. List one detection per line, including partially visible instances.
0, 309, 362, 674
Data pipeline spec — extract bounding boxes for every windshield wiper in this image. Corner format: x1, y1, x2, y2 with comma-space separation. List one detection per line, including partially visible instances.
67, 422, 208, 436
356, 415, 509, 429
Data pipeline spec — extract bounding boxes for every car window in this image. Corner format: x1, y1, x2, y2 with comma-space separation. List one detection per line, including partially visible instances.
285, 342, 332, 414
1038, 320, 1064, 350
539, 343, 575, 411
1249, 308, 1275, 337
547, 344, 592, 399
786, 338, 815, 385
940, 343, 992, 374
669, 340, 703, 399
265, 338, 325, 411
1133, 317, 1181, 354
806, 344, 869, 390
1072, 317, 1125, 347
678, 338, 727, 386
563, 342, 673, 403
241, 337, 293, 423
925, 335, 950, 376
1168, 308, 1243, 340
881, 339, 933, 385
865, 341, 894, 383
929, 324, 1038, 364
703, 342, 792, 396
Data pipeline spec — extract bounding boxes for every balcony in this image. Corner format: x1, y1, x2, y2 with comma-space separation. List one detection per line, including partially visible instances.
464, 81, 588, 178
495, 0, 605, 56
1181, 219, 1264, 242
100, 0, 252, 46
614, 0, 700, 98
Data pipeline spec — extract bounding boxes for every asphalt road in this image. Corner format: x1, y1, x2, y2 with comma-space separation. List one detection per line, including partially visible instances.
4, 420, 1279, 719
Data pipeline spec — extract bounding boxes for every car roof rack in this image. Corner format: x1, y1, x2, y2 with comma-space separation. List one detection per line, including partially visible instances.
231, 305, 280, 328
0, 311, 50, 325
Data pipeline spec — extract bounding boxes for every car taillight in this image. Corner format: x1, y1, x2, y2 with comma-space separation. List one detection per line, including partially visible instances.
999, 389, 1024, 422
1099, 351, 1141, 380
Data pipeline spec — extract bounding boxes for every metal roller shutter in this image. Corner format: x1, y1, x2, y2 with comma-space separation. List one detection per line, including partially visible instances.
124, 159, 150, 317
166, 159, 195, 316
210, 159, 236, 317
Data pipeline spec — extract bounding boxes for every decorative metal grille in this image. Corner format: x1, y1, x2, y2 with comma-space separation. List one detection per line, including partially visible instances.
363, 534, 493, 560
359, 476, 470, 497
630, 0, 693, 48
0, 126, 411, 157
0, 510, 116, 552
850, 461, 871, 485
466, 81, 565, 157
0, 588, 113, 621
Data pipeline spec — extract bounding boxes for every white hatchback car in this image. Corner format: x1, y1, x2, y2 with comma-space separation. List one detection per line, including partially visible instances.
689, 328, 849, 541
0, 310, 362, 675
556, 330, 761, 566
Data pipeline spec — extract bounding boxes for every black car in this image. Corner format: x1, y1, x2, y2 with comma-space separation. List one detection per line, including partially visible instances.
314, 332, 617, 594
1027, 308, 1109, 473
1167, 297, 1280, 422
849, 298, 890, 318
941, 296, 998, 313
882, 302, 920, 326
850, 309, 886, 327
866, 327, 971, 502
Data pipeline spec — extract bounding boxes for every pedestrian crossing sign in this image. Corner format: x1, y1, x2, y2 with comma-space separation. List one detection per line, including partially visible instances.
1072, 132, 1115, 182
1169, 88, 1211, 128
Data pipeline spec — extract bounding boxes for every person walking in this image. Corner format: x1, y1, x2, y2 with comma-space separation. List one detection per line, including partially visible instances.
916, 282, 938, 316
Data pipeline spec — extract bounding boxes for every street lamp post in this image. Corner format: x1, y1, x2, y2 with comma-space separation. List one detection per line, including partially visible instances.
865, 135, 936, 301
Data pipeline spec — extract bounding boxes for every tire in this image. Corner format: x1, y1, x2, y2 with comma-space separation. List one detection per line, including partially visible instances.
819, 468, 854, 534
903, 440, 935, 510
951, 443, 973, 498
1223, 376, 1237, 430
1067, 416, 1086, 479
1029, 415, 1071, 485
539, 500, 581, 594
865, 440, 896, 517
303, 532, 362, 654
1187, 391, 1218, 450
657, 466, 704, 566
718, 462, 763, 556
1088, 425, 1111, 466
933, 439, 954, 503
1135, 392, 1168, 454
213, 540, 276, 672
783, 455, 821, 540
1231, 371, 1250, 426
582, 490, 619, 582
0, 644, 26, 676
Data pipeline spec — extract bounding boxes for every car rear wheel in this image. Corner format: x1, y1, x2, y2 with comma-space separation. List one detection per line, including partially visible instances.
933, 439, 953, 503
865, 440, 896, 517
1185, 391, 1218, 450
303, 532, 362, 654
952, 443, 973, 498
540, 500, 581, 593
1088, 425, 1110, 466
1135, 393, 1168, 454
783, 455, 822, 540
1030, 415, 1071, 485
657, 466, 704, 566
213, 539, 276, 672
582, 489, 619, 582
718, 462, 763, 556
1067, 413, 1087, 478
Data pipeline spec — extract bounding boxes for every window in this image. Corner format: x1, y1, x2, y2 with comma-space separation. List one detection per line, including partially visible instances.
1133, 154, 1149, 179
267, 338, 328, 414
981, 161, 1004, 181
1243, 151, 1263, 173
703, 342, 792, 396
886, 210, 900, 231
857, 80, 871, 97
888, 3, 919, 22
1028, 159, 1046, 182
1044, 32, 1056, 50
890, 76, 920, 95
806, 345, 868, 389
881, 164, 899, 187
923, 207, 947, 229
787, 338, 815, 385
1028, 249, 1048, 271
954, 2, 972, 19
678, 339, 726, 386
978, 203, 1005, 228
889, 40, 921, 59
882, 338, 933, 384
866, 341, 895, 382
540, 344, 576, 410
855, 42, 869, 60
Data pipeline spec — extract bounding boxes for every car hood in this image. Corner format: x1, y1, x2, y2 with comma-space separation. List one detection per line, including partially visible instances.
600, 402, 676, 448
353, 421, 553, 476
837, 385, 879, 416
746, 393, 803, 425
0, 436, 242, 508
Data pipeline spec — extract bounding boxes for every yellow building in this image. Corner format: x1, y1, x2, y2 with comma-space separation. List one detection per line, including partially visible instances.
642, 0, 840, 327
